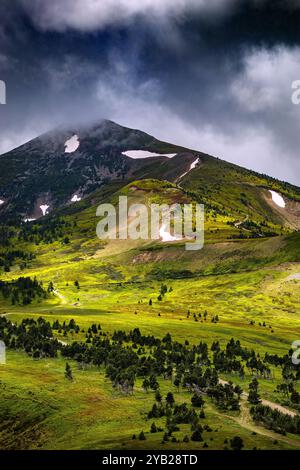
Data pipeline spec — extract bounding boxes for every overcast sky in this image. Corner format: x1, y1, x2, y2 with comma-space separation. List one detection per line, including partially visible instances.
0, 0, 300, 184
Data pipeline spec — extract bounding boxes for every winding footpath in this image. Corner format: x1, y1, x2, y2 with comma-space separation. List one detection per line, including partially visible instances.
219, 379, 297, 417
218, 378, 300, 448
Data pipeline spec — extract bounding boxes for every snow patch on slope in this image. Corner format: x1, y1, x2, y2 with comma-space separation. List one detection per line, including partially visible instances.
122, 150, 177, 159
71, 194, 82, 202
24, 218, 36, 223
40, 204, 50, 216
269, 190, 286, 208
285, 273, 300, 281
159, 225, 182, 242
190, 158, 199, 170
65, 135, 80, 153
178, 157, 200, 180
0, 199, 4, 205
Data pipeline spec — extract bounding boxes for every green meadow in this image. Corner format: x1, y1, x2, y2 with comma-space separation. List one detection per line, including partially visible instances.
1, 256, 300, 449
0, 180, 300, 450
1, 349, 300, 451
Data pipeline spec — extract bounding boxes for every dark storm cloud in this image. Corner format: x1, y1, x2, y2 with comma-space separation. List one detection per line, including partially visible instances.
0, 0, 300, 184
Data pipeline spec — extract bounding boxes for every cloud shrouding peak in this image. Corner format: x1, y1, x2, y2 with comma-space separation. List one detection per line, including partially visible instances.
20, 0, 237, 31
1, 0, 300, 185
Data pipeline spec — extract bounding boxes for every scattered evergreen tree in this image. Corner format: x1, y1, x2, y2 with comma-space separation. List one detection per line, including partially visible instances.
166, 392, 175, 407
150, 422, 157, 433
65, 362, 73, 381
155, 390, 162, 403
191, 393, 205, 408
191, 427, 203, 442
248, 378, 261, 405
230, 436, 244, 451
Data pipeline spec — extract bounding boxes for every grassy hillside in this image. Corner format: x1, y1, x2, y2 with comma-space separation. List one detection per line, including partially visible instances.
181, 156, 300, 230
0, 152, 300, 450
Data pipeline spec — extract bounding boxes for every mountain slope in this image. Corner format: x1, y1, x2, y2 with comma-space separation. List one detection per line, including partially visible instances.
0, 120, 198, 222
1, 178, 299, 284
0, 119, 299, 232
181, 155, 300, 230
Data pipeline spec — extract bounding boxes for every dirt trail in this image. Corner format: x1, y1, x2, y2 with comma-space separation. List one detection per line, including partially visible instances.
222, 401, 300, 448
219, 378, 297, 417
53, 289, 68, 305
218, 378, 300, 447
260, 398, 297, 417
234, 215, 249, 228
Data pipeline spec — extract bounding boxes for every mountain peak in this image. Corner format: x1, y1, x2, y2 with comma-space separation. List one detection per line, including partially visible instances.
0, 121, 195, 221
0, 121, 299, 229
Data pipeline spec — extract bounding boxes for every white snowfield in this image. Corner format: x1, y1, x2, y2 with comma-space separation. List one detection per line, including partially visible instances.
65, 134, 80, 153
269, 190, 286, 208
24, 218, 36, 223
190, 158, 199, 170
40, 204, 50, 216
285, 273, 300, 281
122, 150, 177, 159
159, 224, 182, 242
0, 199, 4, 205
71, 194, 82, 202
178, 157, 199, 180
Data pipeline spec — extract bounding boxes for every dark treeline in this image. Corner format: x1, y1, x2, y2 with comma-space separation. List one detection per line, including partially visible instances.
250, 404, 300, 435
145, 392, 208, 444
49, 327, 300, 406
52, 318, 81, 335
0, 226, 15, 247
0, 223, 35, 272
19, 217, 74, 245
0, 316, 60, 358
227, 218, 278, 239
0, 276, 47, 305
0, 217, 73, 273
0, 250, 36, 272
